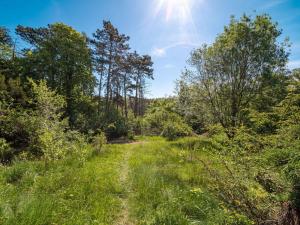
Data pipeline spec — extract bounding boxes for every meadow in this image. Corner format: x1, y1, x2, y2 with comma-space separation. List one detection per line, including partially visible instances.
0, 136, 290, 225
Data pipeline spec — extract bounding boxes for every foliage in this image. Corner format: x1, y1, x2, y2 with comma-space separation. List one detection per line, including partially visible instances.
27, 79, 68, 163
161, 121, 192, 141
16, 23, 95, 127
90, 21, 153, 122
176, 71, 213, 133
181, 14, 288, 137
0, 138, 12, 164
92, 131, 107, 155
143, 98, 192, 139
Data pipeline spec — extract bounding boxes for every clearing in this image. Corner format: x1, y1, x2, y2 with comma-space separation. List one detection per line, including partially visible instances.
0, 137, 276, 225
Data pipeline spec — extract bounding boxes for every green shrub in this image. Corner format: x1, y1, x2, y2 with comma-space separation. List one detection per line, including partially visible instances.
266, 148, 296, 167
92, 131, 107, 155
161, 121, 192, 141
282, 154, 300, 206
143, 101, 192, 139
223, 212, 254, 225
231, 126, 263, 152
38, 129, 67, 163
101, 107, 129, 140
127, 114, 143, 136
0, 138, 13, 164
3, 163, 27, 183
207, 124, 225, 137
248, 110, 279, 134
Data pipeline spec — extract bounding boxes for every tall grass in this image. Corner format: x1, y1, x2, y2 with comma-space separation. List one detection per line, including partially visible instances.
127, 138, 252, 225
0, 136, 288, 224
0, 145, 125, 225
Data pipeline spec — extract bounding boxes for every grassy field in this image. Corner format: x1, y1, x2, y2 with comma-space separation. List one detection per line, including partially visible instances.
0, 136, 288, 225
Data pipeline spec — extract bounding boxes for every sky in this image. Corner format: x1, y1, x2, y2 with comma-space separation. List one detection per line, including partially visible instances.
1, 0, 299, 97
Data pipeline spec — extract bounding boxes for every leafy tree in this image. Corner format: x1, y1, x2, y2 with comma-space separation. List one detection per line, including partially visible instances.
28, 79, 68, 164
0, 27, 12, 46
186, 14, 289, 137
252, 72, 289, 112
0, 74, 30, 148
143, 98, 192, 139
16, 23, 95, 127
176, 70, 213, 133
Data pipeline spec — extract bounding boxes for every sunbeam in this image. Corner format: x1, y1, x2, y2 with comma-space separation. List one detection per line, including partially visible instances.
155, 0, 195, 24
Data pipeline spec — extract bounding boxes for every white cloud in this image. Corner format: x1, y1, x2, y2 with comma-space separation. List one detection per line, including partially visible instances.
152, 47, 166, 57
151, 41, 200, 58
288, 60, 300, 69
164, 64, 175, 69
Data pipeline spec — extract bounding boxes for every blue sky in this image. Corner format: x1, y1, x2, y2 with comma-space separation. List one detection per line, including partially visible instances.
1, 0, 299, 97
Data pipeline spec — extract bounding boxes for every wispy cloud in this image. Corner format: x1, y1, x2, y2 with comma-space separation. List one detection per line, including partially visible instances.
152, 47, 167, 57
151, 41, 200, 58
261, 0, 286, 9
288, 60, 300, 69
164, 64, 175, 69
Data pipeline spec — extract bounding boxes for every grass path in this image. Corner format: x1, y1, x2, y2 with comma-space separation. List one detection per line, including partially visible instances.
115, 144, 134, 225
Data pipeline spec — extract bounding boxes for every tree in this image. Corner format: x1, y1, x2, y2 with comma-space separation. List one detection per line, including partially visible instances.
0, 27, 15, 77
29, 79, 68, 164
131, 52, 153, 117
0, 27, 12, 46
176, 70, 213, 133
16, 23, 95, 127
187, 14, 289, 137
90, 21, 130, 115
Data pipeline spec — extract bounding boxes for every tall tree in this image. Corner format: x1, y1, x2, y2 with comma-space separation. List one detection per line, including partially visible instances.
187, 14, 289, 137
16, 23, 94, 127
0, 27, 14, 76
90, 21, 130, 115
131, 53, 153, 117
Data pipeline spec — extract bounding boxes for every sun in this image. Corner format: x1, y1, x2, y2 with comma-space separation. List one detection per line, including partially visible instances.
155, 0, 194, 23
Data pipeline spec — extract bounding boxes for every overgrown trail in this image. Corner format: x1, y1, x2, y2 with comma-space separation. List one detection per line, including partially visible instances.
115, 143, 136, 225
0, 137, 270, 224
112, 137, 248, 225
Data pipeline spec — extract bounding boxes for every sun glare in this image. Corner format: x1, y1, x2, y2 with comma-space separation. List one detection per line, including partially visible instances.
155, 0, 194, 23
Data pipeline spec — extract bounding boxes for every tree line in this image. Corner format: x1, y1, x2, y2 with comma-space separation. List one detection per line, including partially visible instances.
0, 21, 153, 137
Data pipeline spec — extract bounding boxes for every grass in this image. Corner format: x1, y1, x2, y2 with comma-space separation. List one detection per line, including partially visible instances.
0, 145, 126, 225
0, 136, 290, 224
127, 137, 255, 225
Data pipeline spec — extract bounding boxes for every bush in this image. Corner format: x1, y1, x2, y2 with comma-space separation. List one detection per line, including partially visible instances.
248, 110, 279, 135
161, 121, 192, 141
207, 124, 225, 137
38, 128, 67, 163
0, 138, 13, 164
3, 163, 27, 183
127, 114, 143, 136
27, 79, 69, 164
143, 101, 192, 139
92, 131, 107, 155
102, 107, 129, 140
